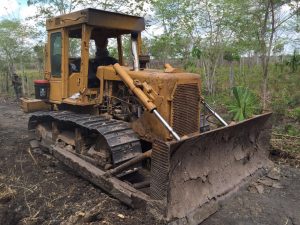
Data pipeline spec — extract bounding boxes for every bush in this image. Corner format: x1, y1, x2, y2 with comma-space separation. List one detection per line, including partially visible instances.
271, 88, 292, 119
284, 124, 300, 136
289, 107, 300, 122
271, 98, 289, 118
184, 61, 201, 74
227, 86, 260, 121
287, 93, 300, 107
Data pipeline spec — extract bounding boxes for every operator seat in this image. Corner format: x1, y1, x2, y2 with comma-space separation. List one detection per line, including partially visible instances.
88, 54, 118, 88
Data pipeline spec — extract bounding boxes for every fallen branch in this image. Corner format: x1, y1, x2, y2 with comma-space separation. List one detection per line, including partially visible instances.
27, 148, 38, 165
9, 184, 35, 193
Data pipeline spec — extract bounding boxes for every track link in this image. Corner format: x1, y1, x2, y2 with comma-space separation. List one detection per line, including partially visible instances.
28, 111, 142, 164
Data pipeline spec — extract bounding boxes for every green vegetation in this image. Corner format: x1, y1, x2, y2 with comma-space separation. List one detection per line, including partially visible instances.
228, 86, 259, 122
190, 62, 300, 144
290, 107, 300, 122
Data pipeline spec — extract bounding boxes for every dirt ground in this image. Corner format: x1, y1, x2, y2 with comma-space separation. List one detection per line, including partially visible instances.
0, 98, 299, 225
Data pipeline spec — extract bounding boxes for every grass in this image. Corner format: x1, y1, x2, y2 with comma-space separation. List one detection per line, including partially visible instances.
0, 184, 16, 203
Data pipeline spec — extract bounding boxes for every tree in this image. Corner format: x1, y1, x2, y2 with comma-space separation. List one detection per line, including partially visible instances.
0, 20, 33, 86
33, 44, 45, 76
150, 0, 195, 63
289, 49, 300, 72
224, 49, 240, 89
149, 33, 191, 62
151, 0, 235, 95
0, 19, 35, 92
27, 0, 150, 23
224, 0, 300, 109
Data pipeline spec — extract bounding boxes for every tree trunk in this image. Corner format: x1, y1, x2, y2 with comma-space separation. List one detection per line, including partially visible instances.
262, 75, 268, 111
261, 53, 268, 110
239, 57, 242, 76
5, 70, 9, 94
261, 0, 275, 110
26, 74, 29, 96
247, 52, 251, 69
229, 62, 234, 89
203, 60, 216, 95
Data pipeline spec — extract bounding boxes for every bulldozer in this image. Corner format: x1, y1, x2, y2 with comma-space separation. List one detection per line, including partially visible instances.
22, 8, 273, 224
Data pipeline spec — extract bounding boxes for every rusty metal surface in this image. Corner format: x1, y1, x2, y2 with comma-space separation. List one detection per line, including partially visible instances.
29, 111, 142, 164
51, 145, 150, 208
150, 139, 170, 200
166, 113, 273, 222
46, 8, 145, 32
99, 66, 202, 141
148, 113, 272, 223
107, 149, 152, 176
172, 84, 200, 136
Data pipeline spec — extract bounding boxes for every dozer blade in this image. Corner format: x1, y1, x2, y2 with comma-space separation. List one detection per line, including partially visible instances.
150, 113, 273, 224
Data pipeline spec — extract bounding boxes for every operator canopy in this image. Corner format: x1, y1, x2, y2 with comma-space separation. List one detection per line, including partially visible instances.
46, 8, 145, 35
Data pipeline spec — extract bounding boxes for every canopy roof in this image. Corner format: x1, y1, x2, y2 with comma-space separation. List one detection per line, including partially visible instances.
46, 8, 145, 32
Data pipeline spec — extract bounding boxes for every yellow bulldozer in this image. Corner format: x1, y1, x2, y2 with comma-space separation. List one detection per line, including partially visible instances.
21, 8, 272, 224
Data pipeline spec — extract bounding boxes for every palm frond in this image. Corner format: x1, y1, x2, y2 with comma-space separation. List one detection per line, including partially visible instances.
228, 86, 260, 122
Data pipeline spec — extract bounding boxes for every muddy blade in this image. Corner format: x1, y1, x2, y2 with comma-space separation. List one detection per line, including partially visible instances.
150, 113, 273, 224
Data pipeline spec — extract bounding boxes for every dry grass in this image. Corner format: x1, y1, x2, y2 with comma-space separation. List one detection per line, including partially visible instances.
0, 184, 16, 203
270, 132, 300, 167
271, 133, 300, 153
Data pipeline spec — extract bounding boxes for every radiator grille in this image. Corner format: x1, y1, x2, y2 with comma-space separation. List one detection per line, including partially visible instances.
172, 84, 200, 136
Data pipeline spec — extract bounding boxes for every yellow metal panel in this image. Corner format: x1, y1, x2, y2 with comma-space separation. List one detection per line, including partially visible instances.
62, 28, 69, 98
50, 80, 62, 102
20, 98, 51, 113
79, 24, 92, 92
68, 73, 81, 96
45, 33, 51, 80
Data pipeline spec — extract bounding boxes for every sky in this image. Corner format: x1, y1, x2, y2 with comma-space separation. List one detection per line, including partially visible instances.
0, 0, 37, 21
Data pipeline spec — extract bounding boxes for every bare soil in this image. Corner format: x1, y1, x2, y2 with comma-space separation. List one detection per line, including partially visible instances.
0, 98, 299, 225
0, 99, 163, 225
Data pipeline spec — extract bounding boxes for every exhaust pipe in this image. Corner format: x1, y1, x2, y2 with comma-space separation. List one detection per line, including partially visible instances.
131, 32, 140, 71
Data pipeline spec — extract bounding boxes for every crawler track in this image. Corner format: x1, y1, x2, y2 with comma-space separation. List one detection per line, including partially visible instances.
28, 111, 142, 164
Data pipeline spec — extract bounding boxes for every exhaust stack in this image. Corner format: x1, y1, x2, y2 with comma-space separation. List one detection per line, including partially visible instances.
131, 32, 140, 71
